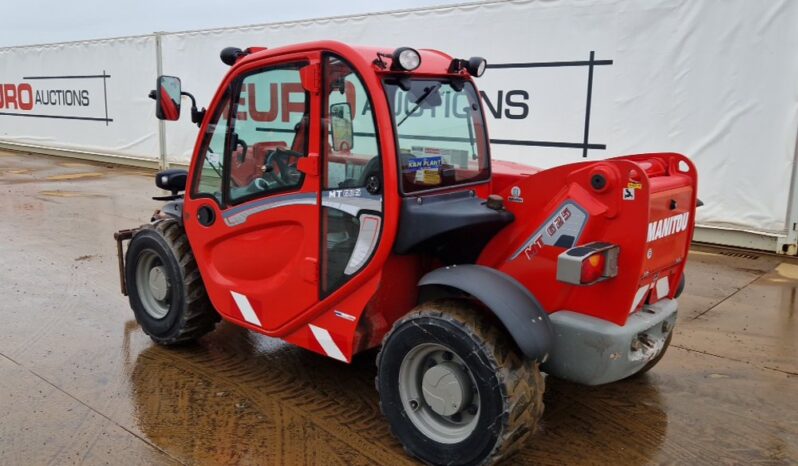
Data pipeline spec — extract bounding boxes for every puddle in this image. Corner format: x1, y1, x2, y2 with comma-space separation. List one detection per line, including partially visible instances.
773, 263, 798, 281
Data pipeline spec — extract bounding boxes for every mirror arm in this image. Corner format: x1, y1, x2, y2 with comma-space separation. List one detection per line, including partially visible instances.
180, 91, 205, 127
180, 91, 197, 108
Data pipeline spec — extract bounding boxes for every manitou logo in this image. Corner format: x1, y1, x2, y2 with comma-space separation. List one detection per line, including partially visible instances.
647, 212, 690, 242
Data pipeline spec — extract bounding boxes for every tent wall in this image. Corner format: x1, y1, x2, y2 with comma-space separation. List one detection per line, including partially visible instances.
1, 0, 797, 250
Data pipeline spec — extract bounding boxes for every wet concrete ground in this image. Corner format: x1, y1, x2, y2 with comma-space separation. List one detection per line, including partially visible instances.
0, 150, 795, 465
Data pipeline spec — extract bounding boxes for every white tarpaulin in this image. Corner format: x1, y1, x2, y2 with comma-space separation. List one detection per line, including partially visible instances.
2, 0, 798, 238
0, 36, 159, 160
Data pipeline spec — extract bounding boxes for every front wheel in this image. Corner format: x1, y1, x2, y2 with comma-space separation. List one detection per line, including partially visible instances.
125, 219, 219, 345
376, 300, 544, 466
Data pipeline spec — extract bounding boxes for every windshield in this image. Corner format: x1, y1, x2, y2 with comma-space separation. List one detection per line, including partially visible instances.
383, 78, 490, 194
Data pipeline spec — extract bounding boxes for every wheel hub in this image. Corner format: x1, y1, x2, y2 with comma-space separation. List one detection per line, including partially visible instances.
148, 266, 169, 301
421, 362, 472, 416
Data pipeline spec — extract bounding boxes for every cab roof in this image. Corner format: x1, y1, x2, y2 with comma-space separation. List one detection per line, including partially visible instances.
234, 40, 460, 77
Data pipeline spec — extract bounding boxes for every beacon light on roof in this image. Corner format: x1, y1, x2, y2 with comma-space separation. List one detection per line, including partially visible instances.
449, 56, 488, 77
392, 47, 421, 71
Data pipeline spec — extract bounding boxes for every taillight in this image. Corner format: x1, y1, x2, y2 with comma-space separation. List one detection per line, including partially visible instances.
557, 243, 620, 285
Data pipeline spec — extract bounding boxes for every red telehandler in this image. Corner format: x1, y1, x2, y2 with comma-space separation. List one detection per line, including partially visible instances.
115, 41, 697, 465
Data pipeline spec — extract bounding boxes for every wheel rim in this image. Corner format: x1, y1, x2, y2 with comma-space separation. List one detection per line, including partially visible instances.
398, 343, 481, 444
135, 250, 172, 319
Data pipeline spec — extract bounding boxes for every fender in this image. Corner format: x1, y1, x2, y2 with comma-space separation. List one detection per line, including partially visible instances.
152, 200, 184, 226
418, 264, 553, 361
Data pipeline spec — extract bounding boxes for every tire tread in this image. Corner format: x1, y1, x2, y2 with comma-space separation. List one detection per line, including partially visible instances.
134, 219, 219, 345
376, 299, 544, 465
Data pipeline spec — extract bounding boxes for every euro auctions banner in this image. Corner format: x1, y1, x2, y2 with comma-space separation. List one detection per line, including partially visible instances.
0, 36, 159, 159
0, 74, 108, 122
1, 0, 798, 238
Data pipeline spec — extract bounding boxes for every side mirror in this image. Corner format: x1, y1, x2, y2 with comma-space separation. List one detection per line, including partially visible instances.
330, 102, 354, 152
155, 168, 187, 195
155, 76, 182, 121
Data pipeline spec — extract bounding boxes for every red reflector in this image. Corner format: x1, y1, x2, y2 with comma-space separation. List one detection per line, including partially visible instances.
580, 253, 606, 284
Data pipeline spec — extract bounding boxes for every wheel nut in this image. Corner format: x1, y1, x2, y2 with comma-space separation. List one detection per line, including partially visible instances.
409, 399, 419, 411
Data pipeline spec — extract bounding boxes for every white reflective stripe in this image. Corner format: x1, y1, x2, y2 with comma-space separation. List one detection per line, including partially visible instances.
224, 194, 317, 227
321, 194, 382, 217
629, 284, 650, 314
656, 277, 670, 299
344, 214, 381, 275
231, 291, 262, 327
308, 324, 347, 362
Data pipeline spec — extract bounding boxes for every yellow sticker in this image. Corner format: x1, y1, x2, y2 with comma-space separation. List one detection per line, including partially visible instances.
627, 181, 642, 190
422, 169, 441, 185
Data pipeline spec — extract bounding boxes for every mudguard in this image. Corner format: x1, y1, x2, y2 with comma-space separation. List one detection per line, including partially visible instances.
418, 264, 553, 361
154, 200, 184, 226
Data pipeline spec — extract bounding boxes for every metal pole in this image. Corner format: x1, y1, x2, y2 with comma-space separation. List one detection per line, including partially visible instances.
779, 124, 798, 255
154, 31, 168, 170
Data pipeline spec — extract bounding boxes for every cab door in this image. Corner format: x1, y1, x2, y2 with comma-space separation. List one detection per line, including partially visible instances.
183, 53, 321, 333
319, 53, 384, 298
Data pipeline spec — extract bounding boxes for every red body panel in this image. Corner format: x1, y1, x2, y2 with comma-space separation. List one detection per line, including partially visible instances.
178, 40, 698, 363
479, 153, 697, 326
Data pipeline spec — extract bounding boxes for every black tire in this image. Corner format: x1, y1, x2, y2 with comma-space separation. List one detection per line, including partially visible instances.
125, 219, 219, 345
376, 300, 544, 466
674, 273, 686, 298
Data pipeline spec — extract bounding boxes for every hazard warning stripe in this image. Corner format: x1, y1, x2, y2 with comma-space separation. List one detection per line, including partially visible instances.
629, 284, 649, 314
655, 277, 670, 300
231, 291, 262, 327
309, 324, 347, 362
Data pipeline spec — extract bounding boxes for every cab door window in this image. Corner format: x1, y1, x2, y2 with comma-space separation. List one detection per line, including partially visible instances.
323, 56, 380, 190
228, 62, 309, 204
321, 55, 382, 295
192, 93, 230, 204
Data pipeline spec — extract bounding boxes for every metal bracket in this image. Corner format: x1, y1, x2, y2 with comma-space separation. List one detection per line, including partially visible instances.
113, 229, 136, 295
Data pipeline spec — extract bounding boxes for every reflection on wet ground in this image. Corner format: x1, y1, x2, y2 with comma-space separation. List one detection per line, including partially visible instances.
0, 151, 795, 464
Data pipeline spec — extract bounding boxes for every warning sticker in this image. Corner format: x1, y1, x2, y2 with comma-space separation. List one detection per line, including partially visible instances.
623, 187, 636, 200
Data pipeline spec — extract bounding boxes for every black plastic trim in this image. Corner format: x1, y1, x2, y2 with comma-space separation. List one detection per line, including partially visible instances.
160, 200, 184, 226
418, 265, 553, 361
394, 191, 513, 264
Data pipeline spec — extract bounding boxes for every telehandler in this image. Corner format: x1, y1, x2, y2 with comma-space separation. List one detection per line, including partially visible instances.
115, 41, 697, 465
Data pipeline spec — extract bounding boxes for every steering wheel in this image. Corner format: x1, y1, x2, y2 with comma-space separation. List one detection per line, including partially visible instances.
265, 147, 303, 183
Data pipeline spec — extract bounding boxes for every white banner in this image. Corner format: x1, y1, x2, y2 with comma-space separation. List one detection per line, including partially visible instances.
2, 0, 798, 235
0, 36, 159, 159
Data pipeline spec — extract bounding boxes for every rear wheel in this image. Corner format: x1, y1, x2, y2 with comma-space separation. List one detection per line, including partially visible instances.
376, 300, 544, 466
125, 219, 219, 345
